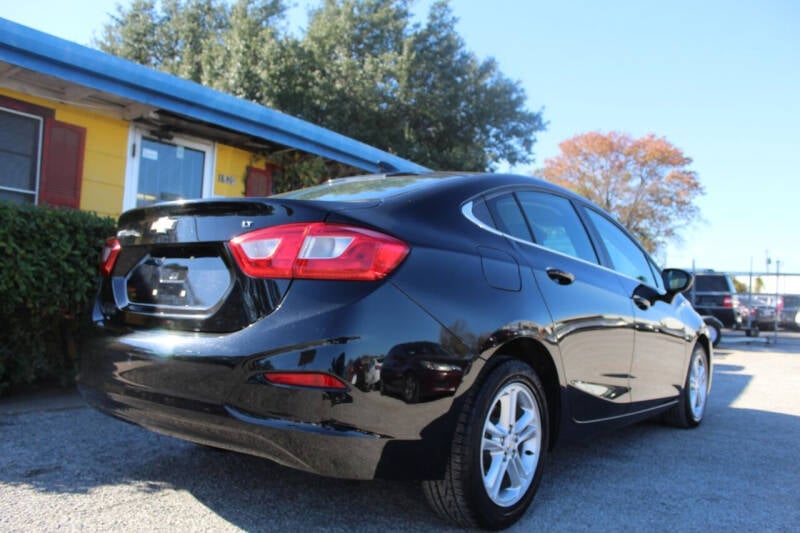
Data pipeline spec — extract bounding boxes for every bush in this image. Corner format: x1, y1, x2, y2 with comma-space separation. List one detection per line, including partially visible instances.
0, 203, 116, 394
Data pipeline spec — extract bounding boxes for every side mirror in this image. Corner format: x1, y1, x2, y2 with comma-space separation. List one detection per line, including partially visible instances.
662, 268, 694, 295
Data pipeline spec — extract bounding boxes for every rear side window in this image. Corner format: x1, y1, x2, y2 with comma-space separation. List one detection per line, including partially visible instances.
585, 209, 661, 288
486, 194, 532, 242
515, 191, 598, 264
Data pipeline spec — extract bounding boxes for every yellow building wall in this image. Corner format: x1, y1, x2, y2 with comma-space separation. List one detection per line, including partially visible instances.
1, 87, 264, 217
0, 87, 128, 218
214, 144, 267, 197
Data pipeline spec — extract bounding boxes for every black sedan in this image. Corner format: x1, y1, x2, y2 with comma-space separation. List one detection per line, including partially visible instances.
79, 173, 711, 530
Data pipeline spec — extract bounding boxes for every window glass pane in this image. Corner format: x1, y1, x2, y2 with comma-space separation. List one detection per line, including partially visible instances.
516, 191, 598, 263
137, 138, 205, 207
694, 275, 730, 292
0, 109, 39, 195
0, 152, 36, 190
647, 259, 664, 290
486, 194, 531, 241
0, 111, 38, 155
586, 209, 658, 286
470, 197, 494, 228
277, 176, 441, 201
0, 188, 35, 204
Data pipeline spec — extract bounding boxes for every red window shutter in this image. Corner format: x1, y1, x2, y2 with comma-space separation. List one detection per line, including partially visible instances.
245, 165, 274, 197
39, 119, 86, 209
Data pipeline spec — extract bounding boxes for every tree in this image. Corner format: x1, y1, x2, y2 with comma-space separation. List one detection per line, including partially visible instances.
755, 276, 765, 293
733, 277, 747, 293
96, 0, 286, 94
539, 131, 703, 253
94, 0, 544, 174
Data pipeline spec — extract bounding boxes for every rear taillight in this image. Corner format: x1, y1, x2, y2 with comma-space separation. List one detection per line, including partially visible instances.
229, 223, 408, 281
722, 296, 733, 308
264, 371, 348, 390
99, 237, 121, 277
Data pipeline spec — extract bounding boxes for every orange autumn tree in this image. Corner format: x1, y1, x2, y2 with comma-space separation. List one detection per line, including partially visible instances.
539, 131, 704, 253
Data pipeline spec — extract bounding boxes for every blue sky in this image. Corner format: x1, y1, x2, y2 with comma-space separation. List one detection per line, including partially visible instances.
3, 0, 799, 274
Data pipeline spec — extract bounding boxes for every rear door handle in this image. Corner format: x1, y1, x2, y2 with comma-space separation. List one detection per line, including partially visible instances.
546, 268, 575, 285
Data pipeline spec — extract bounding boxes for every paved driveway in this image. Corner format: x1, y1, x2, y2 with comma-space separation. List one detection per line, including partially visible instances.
1, 337, 799, 531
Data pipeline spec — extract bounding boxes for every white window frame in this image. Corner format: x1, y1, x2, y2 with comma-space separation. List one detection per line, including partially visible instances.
0, 106, 44, 204
123, 125, 216, 211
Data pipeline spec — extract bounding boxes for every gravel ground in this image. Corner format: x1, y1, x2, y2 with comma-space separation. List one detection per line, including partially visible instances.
1, 335, 799, 531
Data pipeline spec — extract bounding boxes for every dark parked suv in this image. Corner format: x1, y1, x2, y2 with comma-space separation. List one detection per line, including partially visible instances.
688, 270, 744, 328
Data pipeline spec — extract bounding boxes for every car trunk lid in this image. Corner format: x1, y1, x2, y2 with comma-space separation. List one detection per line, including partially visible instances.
102, 199, 340, 333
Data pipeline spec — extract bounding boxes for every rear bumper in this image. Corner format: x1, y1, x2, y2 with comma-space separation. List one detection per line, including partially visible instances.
78, 281, 472, 480
79, 383, 388, 479
694, 307, 742, 328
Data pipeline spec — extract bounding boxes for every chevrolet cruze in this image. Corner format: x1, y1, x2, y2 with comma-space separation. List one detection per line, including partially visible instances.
79, 173, 711, 529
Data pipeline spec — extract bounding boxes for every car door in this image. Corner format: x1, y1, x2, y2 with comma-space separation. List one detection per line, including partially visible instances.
581, 208, 688, 410
485, 190, 636, 422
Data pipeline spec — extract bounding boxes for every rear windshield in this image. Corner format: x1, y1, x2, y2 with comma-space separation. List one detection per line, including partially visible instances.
783, 295, 800, 307
694, 275, 731, 292
275, 175, 441, 202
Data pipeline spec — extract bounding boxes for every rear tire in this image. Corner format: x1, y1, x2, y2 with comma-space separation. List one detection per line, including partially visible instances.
664, 344, 709, 428
422, 359, 548, 529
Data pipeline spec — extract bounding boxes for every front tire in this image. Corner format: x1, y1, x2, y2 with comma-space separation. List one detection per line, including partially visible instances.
664, 344, 710, 428
422, 359, 548, 529
703, 317, 722, 348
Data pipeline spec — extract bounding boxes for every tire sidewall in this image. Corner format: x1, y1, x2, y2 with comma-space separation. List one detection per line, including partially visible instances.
466, 360, 549, 529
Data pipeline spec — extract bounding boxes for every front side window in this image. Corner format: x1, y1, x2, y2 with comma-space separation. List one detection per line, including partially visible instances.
0, 108, 42, 204
585, 209, 660, 288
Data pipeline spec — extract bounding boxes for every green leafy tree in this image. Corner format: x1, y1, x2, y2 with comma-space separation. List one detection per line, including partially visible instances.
97, 0, 286, 92
733, 277, 747, 293
755, 276, 765, 293
96, 0, 162, 68
540, 131, 704, 253
95, 0, 544, 175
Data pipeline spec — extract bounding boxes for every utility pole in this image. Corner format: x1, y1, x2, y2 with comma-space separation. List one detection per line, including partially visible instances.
774, 260, 781, 344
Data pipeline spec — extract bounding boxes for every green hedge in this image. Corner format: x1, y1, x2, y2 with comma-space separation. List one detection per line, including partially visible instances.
0, 203, 116, 394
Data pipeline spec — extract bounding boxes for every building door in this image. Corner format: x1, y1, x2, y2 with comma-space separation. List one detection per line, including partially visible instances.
124, 129, 214, 210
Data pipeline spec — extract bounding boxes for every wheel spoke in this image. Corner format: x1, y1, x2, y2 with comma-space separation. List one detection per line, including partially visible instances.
506, 453, 524, 488
500, 390, 517, 430
485, 421, 507, 439
482, 437, 504, 454
517, 423, 538, 445
514, 408, 535, 435
484, 456, 506, 500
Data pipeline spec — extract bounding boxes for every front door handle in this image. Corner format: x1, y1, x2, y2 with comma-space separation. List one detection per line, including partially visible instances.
546, 268, 575, 285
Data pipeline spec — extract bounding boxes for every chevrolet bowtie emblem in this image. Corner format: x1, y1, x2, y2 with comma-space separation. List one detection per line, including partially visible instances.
150, 217, 177, 234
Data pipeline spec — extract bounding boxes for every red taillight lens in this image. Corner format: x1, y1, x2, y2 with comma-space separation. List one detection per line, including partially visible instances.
264, 372, 348, 390
100, 237, 121, 277
722, 296, 733, 308
229, 223, 408, 281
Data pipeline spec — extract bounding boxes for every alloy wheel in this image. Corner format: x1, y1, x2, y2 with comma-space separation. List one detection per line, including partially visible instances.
480, 381, 542, 507
688, 352, 708, 421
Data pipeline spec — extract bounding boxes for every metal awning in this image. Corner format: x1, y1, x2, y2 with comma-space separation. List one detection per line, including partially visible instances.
0, 17, 429, 174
